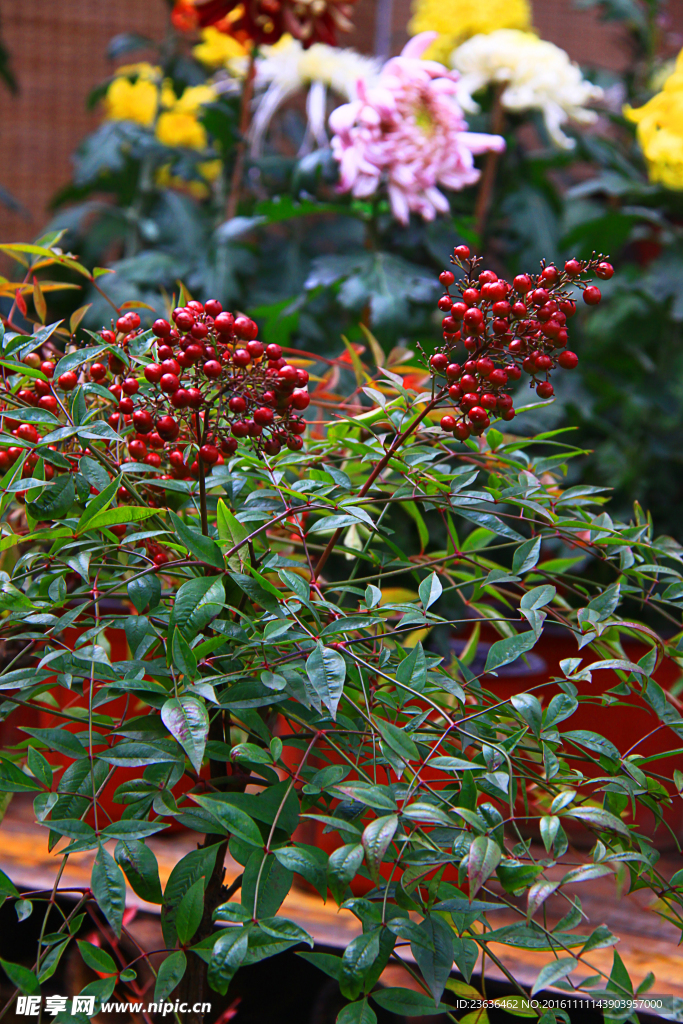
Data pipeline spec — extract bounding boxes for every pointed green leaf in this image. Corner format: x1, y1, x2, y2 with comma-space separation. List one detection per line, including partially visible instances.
161, 695, 209, 773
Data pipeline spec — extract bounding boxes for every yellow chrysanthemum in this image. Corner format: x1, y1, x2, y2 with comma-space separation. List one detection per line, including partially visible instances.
408, 0, 532, 64
156, 111, 209, 149
155, 84, 217, 149
103, 63, 162, 126
625, 49, 683, 189
193, 26, 249, 68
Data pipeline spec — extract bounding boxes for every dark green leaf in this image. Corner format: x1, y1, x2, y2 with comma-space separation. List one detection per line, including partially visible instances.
77, 941, 117, 975
91, 844, 126, 937
115, 840, 163, 904
306, 643, 346, 719
161, 695, 208, 772
169, 511, 224, 569
154, 951, 187, 1003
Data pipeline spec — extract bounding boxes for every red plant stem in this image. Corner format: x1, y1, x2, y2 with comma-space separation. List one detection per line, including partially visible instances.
195, 409, 209, 535
312, 392, 444, 580
474, 84, 506, 241
226, 49, 257, 221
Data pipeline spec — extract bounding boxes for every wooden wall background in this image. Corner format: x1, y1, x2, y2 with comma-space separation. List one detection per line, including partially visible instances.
0, 0, 671, 243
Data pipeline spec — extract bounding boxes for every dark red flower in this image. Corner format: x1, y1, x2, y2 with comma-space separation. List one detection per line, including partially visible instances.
173, 0, 357, 47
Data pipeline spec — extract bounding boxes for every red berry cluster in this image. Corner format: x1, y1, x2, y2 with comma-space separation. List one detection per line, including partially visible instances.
430, 247, 613, 440
57, 301, 309, 477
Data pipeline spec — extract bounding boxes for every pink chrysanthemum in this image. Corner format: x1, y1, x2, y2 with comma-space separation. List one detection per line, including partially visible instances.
329, 32, 505, 223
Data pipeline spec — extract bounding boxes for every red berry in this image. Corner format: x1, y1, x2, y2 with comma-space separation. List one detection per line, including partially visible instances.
453, 245, 470, 260
222, 437, 239, 454
492, 301, 511, 317
129, 439, 147, 460
118, 397, 134, 414
234, 316, 258, 340
148, 431, 165, 450
448, 384, 463, 400
541, 265, 559, 284
160, 373, 180, 394
438, 295, 453, 312
290, 390, 310, 411
595, 261, 614, 280
430, 353, 449, 372
214, 311, 235, 334
290, 420, 306, 435
440, 415, 456, 431
233, 349, 251, 367
133, 409, 154, 434
171, 389, 191, 409
560, 300, 576, 318
203, 360, 223, 379
229, 396, 247, 414
186, 388, 203, 408
186, 300, 204, 314
144, 364, 163, 384
583, 286, 601, 305
247, 420, 262, 437
40, 361, 55, 378
152, 318, 171, 338
479, 270, 497, 286
90, 363, 107, 381
191, 322, 209, 341
173, 309, 194, 331
463, 307, 484, 330
57, 371, 78, 391
488, 369, 508, 386
492, 319, 509, 336
461, 392, 480, 410
38, 395, 58, 413
446, 363, 461, 379
157, 345, 173, 362
460, 374, 478, 391
231, 421, 249, 438
450, 302, 467, 320
476, 357, 493, 377
247, 340, 264, 359
536, 381, 554, 398
462, 288, 480, 305
254, 406, 274, 426
275, 363, 295, 382
156, 415, 179, 441
558, 350, 579, 369
530, 288, 549, 306
199, 444, 219, 464
512, 302, 527, 318
439, 270, 455, 287
286, 436, 303, 451
534, 354, 553, 371
480, 393, 497, 410
203, 299, 222, 317
564, 259, 582, 277
265, 343, 282, 360
453, 421, 471, 440
100, 330, 116, 345
497, 394, 513, 410
513, 274, 533, 293
263, 439, 281, 455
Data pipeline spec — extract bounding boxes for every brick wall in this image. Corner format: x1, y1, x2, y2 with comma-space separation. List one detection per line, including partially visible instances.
0, 0, 654, 243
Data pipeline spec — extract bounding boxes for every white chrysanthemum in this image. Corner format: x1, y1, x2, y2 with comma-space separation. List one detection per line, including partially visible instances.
450, 29, 603, 149
250, 34, 381, 154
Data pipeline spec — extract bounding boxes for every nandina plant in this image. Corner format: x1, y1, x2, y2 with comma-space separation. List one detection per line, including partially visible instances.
0, 244, 682, 1024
